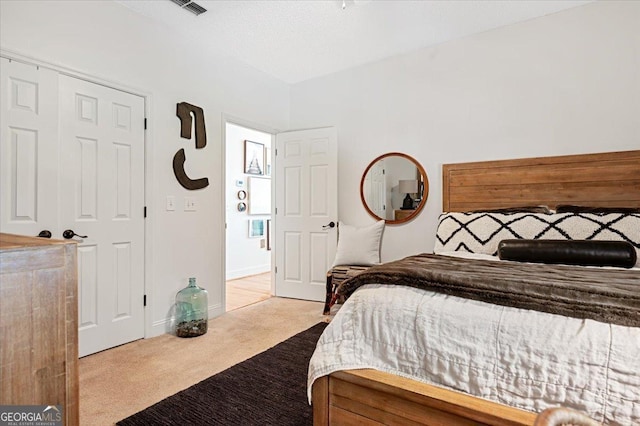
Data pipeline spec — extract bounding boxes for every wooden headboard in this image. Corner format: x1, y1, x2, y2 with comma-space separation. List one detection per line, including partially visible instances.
443, 150, 640, 212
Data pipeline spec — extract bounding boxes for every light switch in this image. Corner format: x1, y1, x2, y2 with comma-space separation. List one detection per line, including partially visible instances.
185, 197, 197, 211
166, 196, 175, 211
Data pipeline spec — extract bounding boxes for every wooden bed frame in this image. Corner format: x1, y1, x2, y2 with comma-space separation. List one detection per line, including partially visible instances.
312, 150, 640, 425
442, 150, 640, 211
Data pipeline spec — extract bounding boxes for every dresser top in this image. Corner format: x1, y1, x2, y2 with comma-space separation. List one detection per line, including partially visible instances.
0, 233, 74, 250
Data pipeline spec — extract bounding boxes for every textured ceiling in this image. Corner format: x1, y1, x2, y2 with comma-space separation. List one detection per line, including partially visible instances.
116, 0, 592, 84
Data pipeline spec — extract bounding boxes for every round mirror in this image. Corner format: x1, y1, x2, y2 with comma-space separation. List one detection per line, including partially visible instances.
360, 152, 429, 224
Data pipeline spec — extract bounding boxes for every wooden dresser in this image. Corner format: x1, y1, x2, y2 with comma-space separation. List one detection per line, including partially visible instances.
394, 209, 415, 221
0, 233, 79, 426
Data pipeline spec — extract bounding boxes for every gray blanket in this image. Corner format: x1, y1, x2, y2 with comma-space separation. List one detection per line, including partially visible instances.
336, 253, 640, 327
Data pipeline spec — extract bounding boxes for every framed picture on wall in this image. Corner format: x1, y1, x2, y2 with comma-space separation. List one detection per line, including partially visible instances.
247, 176, 271, 215
244, 140, 264, 175
264, 147, 272, 177
249, 219, 265, 238
266, 219, 271, 250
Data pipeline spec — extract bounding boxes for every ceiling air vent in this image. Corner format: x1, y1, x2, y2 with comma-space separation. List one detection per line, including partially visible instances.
170, 0, 207, 16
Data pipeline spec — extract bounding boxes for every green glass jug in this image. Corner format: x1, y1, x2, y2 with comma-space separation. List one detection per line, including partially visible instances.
175, 277, 208, 337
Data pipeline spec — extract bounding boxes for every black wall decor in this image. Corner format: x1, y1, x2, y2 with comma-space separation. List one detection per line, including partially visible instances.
177, 102, 207, 148
173, 148, 209, 190
173, 102, 209, 190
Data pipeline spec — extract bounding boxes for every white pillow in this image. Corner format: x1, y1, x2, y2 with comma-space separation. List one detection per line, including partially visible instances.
332, 220, 385, 267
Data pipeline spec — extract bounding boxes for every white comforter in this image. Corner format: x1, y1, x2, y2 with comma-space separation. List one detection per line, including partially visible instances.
308, 284, 640, 425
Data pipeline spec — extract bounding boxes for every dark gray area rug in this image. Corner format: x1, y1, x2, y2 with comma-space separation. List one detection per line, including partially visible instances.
117, 322, 328, 426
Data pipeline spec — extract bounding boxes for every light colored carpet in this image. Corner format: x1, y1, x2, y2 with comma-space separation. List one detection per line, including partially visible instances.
79, 297, 325, 425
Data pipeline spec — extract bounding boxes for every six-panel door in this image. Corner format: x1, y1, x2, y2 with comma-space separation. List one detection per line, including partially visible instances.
0, 58, 146, 357
274, 127, 338, 301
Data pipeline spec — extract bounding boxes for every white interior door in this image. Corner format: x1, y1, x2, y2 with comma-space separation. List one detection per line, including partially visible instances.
1, 57, 146, 357
59, 75, 145, 356
364, 159, 386, 219
0, 58, 59, 238
274, 127, 338, 301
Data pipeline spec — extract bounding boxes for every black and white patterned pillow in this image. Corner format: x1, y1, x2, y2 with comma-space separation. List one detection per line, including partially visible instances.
434, 212, 640, 266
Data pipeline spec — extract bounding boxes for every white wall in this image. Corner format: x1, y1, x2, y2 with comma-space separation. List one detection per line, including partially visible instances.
0, 0, 289, 336
290, 1, 640, 263
225, 123, 271, 280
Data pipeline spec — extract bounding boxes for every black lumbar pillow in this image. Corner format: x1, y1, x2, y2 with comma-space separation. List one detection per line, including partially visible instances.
555, 205, 640, 214
498, 239, 637, 269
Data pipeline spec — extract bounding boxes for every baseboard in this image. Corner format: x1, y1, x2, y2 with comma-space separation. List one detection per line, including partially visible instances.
226, 264, 271, 280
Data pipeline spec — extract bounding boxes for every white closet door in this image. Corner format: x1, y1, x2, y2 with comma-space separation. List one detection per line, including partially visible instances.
274, 127, 338, 301
59, 75, 145, 356
0, 58, 59, 238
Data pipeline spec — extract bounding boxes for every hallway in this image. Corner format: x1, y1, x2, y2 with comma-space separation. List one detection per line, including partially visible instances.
226, 272, 271, 311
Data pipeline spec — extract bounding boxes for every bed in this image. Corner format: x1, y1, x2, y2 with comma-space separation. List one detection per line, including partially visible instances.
309, 150, 640, 426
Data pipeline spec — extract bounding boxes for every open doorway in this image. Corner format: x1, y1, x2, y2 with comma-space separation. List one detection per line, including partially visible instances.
225, 121, 274, 311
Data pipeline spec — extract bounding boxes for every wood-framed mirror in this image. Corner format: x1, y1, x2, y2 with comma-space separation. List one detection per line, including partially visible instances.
360, 152, 429, 224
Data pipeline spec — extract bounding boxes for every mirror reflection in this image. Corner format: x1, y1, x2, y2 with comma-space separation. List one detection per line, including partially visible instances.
360, 153, 428, 224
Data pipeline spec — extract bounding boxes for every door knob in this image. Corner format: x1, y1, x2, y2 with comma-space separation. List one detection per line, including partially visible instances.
37, 230, 52, 238
63, 229, 88, 239
322, 221, 336, 230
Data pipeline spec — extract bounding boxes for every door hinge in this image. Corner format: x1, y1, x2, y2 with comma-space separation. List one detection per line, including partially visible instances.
383, 169, 385, 174
144, 118, 147, 130
275, 266, 278, 273
275, 207, 278, 215
144, 206, 147, 218
275, 149, 278, 156
143, 294, 147, 307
